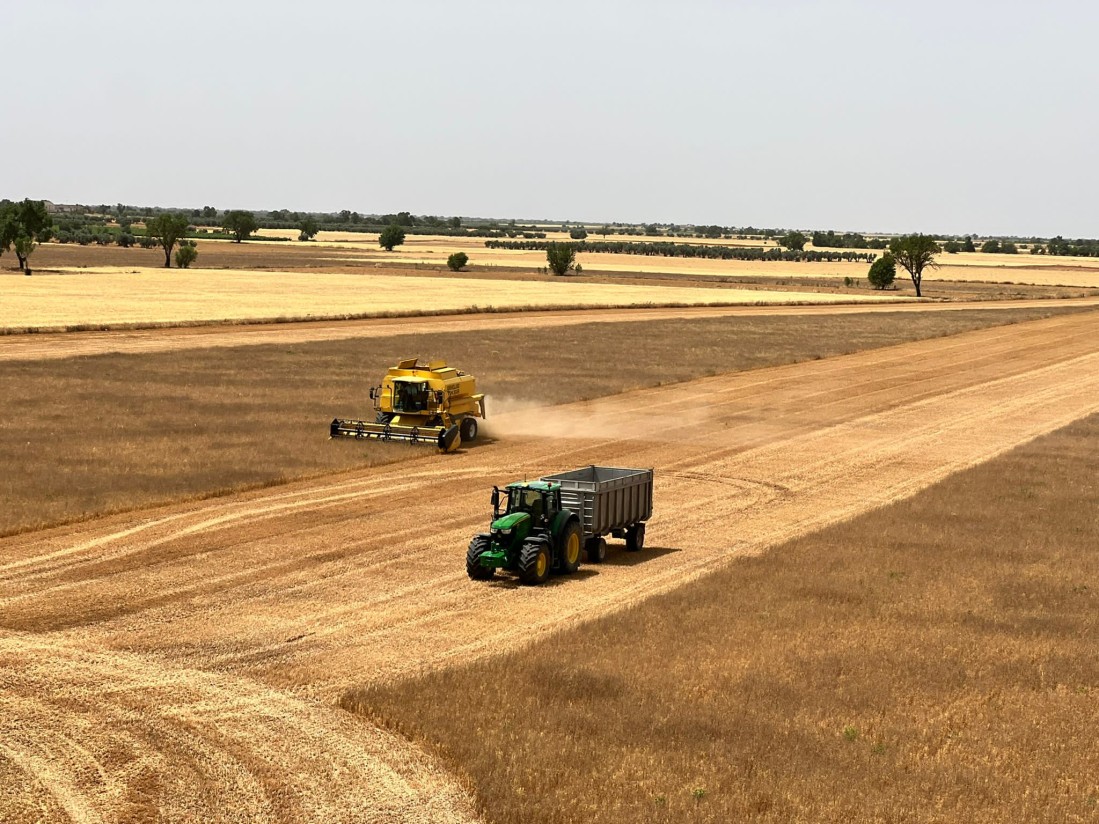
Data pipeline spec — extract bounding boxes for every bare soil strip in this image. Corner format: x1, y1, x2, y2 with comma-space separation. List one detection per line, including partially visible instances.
1, 297, 1097, 363
3, 311, 1099, 821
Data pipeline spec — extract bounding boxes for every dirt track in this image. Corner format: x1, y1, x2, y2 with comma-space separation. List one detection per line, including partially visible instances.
3, 310, 1099, 822
2, 297, 1098, 362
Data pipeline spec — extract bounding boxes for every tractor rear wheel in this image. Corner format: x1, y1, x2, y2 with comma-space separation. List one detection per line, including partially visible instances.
518, 539, 551, 585
558, 521, 582, 574
585, 536, 607, 563
466, 535, 494, 580
459, 417, 478, 442
625, 523, 646, 552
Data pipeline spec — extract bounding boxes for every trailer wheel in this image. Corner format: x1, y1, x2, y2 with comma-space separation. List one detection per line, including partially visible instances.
585, 536, 607, 564
558, 521, 582, 574
459, 417, 478, 443
466, 535, 494, 580
518, 539, 551, 585
625, 523, 646, 552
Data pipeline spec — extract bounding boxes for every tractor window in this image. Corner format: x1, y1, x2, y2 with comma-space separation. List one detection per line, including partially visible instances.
393, 382, 427, 412
508, 489, 545, 523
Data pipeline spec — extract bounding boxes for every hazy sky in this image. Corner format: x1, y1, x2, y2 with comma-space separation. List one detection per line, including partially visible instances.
6, 1, 1097, 236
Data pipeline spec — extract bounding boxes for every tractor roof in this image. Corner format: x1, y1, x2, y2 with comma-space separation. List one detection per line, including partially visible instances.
506, 481, 560, 492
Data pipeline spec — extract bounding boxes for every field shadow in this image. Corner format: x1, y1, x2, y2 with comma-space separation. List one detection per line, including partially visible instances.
600, 545, 681, 567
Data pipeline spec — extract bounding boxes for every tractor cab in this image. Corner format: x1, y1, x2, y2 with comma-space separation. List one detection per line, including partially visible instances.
493, 481, 561, 528
390, 379, 439, 414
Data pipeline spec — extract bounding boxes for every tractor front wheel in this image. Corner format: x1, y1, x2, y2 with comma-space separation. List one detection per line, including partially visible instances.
466, 535, 494, 580
585, 536, 607, 563
459, 417, 478, 443
518, 539, 551, 585
558, 521, 582, 574
625, 523, 646, 552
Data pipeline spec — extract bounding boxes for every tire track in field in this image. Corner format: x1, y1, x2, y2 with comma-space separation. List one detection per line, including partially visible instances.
0, 633, 480, 824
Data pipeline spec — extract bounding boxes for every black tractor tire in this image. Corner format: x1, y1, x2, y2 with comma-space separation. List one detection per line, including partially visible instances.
558, 520, 582, 574
466, 535, 494, 580
585, 536, 607, 564
518, 539, 552, 585
375, 412, 393, 425
459, 417, 478, 443
625, 523, 646, 552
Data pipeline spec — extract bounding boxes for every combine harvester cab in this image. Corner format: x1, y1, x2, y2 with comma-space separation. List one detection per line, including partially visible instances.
330, 357, 486, 453
467, 466, 653, 585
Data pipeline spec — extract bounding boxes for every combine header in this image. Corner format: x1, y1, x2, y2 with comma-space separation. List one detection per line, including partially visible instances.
330, 357, 486, 453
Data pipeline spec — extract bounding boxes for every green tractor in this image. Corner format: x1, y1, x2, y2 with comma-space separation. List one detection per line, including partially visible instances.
466, 480, 583, 585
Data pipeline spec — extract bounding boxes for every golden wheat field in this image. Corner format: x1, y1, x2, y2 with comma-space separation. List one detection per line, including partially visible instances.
0, 267, 903, 330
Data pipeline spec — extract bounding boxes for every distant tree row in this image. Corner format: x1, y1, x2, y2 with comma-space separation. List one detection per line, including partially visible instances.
810, 230, 890, 250
484, 239, 878, 263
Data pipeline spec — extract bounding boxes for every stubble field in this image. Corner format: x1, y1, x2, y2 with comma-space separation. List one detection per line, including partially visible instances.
2, 307, 1099, 822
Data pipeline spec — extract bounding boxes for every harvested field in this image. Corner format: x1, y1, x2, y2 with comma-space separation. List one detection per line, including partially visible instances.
355, 414, 1099, 824
0, 267, 900, 331
2, 310, 1099, 821
0, 305, 1088, 536
3, 299, 1097, 363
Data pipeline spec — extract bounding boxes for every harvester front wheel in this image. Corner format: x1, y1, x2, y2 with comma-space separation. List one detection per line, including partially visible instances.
558, 521, 582, 574
466, 536, 494, 580
459, 417, 478, 443
625, 523, 646, 552
518, 539, 551, 585
375, 412, 393, 425
585, 536, 607, 564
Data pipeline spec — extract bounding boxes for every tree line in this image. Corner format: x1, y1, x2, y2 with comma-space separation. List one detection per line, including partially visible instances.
484, 239, 878, 263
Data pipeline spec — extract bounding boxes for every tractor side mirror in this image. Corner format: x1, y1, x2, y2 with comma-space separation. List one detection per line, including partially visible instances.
369, 387, 376, 400
491, 487, 500, 510
435, 390, 444, 404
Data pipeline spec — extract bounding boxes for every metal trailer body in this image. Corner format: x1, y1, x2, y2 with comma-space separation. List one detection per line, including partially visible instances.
539, 465, 653, 560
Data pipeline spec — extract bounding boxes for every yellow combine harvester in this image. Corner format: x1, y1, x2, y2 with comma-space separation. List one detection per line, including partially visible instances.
330, 358, 486, 453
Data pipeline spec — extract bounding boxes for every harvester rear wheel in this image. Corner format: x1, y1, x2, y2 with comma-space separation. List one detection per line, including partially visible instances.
625, 523, 646, 552
459, 417, 478, 443
585, 536, 607, 564
466, 536, 494, 580
518, 539, 551, 585
558, 521, 582, 574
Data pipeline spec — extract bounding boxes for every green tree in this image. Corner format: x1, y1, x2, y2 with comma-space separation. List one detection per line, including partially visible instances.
299, 217, 319, 241
943, 240, 962, 253
569, 227, 588, 240
1001, 241, 1018, 254
866, 252, 896, 290
174, 241, 198, 269
1, 199, 52, 271
888, 234, 938, 297
980, 239, 1001, 253
962, 235, 976, 252
378, 224, 406, 251
546, 242, 577, 276
446, 251, 469, 271
147, 213, 191, 267
779, 230, 807, 251
223, 210, 258, 242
